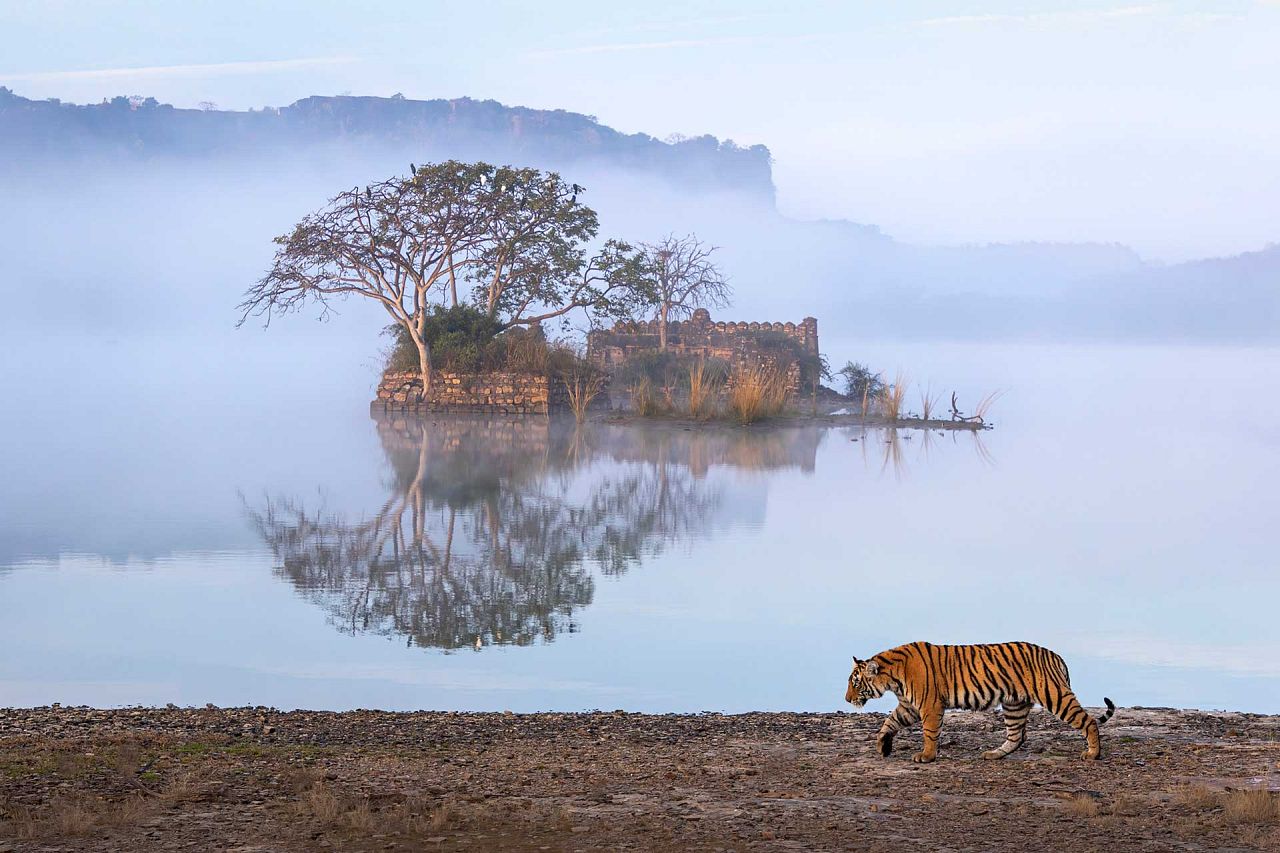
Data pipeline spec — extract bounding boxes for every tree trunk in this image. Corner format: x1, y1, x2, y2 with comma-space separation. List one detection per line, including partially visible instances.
659, 303, 669, 351
447, 254, 459, 307
415, 337, 433, 395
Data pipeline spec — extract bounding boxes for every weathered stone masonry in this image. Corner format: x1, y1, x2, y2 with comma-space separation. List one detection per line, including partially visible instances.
587, 309, 818, 365
373, 371, 575, 414
586, 308, 820, 394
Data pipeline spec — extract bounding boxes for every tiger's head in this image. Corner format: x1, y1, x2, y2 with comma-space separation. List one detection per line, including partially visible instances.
845, 657, 888, 707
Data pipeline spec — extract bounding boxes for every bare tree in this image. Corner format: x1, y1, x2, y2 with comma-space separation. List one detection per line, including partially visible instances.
640, 234, 732, 350
238, 161, 653, 391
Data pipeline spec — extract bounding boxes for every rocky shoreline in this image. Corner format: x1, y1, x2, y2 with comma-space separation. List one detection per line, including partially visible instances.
1, 706, 1278, 851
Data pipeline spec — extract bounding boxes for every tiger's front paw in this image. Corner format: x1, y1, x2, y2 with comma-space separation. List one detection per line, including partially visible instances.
876, 733, 894, 757
1081, 747, 1101, 761
911, 750, 936, 764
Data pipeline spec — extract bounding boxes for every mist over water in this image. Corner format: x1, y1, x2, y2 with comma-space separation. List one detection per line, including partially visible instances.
2, 129, 1276, 349
0, 92, 1275, 716
1, 337, 1276, 713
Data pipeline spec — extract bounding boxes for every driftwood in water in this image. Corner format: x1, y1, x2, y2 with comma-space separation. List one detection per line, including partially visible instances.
950, 391, 987, 426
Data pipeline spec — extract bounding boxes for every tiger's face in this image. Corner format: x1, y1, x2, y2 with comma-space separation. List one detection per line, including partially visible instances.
845, 657, 887, 707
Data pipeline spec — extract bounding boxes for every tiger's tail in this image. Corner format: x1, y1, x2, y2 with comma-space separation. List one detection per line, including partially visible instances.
1096, 697, 1116, 726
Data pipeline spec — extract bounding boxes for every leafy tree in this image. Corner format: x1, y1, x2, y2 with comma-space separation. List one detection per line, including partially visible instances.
383, 305, 504, 373
837, 361, 884, 399
239, 160, 655, 390
639, 233, 732, 350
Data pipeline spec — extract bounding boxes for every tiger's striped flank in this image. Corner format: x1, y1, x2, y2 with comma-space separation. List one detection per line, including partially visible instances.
845, 641, 1115, 763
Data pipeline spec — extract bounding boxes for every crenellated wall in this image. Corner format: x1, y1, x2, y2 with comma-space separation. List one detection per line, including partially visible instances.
585, 309, 819, 394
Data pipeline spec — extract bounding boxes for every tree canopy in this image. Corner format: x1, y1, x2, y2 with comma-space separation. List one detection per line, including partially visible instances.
238, 160, 654, 388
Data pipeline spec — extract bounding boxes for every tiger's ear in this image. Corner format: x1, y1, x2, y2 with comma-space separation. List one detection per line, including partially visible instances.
866, 661, 880, 674
852, 656, 862, 666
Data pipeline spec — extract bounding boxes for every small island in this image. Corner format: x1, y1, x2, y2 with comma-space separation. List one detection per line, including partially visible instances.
241, 160, 996, 430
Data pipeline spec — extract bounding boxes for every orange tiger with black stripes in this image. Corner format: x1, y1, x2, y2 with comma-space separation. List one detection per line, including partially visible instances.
845, 641, 1116, 763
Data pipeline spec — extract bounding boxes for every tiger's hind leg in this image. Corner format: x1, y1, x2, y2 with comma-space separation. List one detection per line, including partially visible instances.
876, 702, 920, 757
982, 700, 1030, 760
1044, 690, 1101, 760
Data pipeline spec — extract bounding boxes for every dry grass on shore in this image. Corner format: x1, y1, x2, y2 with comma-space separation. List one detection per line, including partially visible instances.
728, 363, 789, 423
686, 360, 721, 420
878, 371, 908, 421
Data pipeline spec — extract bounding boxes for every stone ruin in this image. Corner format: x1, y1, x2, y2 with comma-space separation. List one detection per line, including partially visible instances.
372, 309, 822, 414
373, 370, 575, 414
586, 308, 820, 393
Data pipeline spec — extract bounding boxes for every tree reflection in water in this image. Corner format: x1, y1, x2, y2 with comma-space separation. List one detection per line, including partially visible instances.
244, 415, 823, 651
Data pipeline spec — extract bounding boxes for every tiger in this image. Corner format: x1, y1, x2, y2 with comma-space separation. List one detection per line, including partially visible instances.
845, 641, 1116, 763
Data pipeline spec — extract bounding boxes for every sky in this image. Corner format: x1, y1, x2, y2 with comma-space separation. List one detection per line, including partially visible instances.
2, 0, 1278, 261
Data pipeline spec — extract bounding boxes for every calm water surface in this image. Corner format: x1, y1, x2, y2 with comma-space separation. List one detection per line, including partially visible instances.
1, 339, 1277, 713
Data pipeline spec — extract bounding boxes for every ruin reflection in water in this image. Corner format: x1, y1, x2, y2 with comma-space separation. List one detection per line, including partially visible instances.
244, 415, 827, 651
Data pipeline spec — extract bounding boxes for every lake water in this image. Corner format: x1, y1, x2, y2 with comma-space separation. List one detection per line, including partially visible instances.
1, 337, 1277, 714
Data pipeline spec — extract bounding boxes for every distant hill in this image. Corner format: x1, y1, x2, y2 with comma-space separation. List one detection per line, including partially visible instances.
0, 87, 775, 203
0, 86, 1274, 341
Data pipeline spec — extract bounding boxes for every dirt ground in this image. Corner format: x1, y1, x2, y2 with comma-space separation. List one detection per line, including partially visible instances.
2, 705, 1278, 852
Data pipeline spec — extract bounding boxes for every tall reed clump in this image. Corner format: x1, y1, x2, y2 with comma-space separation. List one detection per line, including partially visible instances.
879, 371, 908, 421
686, 359, 722, 420
631, 376, 663, 417
561, 369, 605, 423
728, 363, 789, 424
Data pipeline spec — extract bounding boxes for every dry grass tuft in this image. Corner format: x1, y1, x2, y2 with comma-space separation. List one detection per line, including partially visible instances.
1223, 788, 1280, 824
341, 798, 375, 833
299, 781, 343, 824
1111, 793, 1146, 817
878, 372, 908, 421
160, 769, 204, 804
919, 384, 940, 421
281, 766, 326, 795
430, 799, 454, 832
1173, 784, 1221, 811
686, 359, 721, 420
1062, 794, 1099, 817
1, 794, 155, 839
294, 781, 457, 839
728, 363, 789, 424
47, 798, 98, 837
1243, 826, 1280, 848
1, 801, 38, 839
378, 795, 447, 835
631, 377, 665, 417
